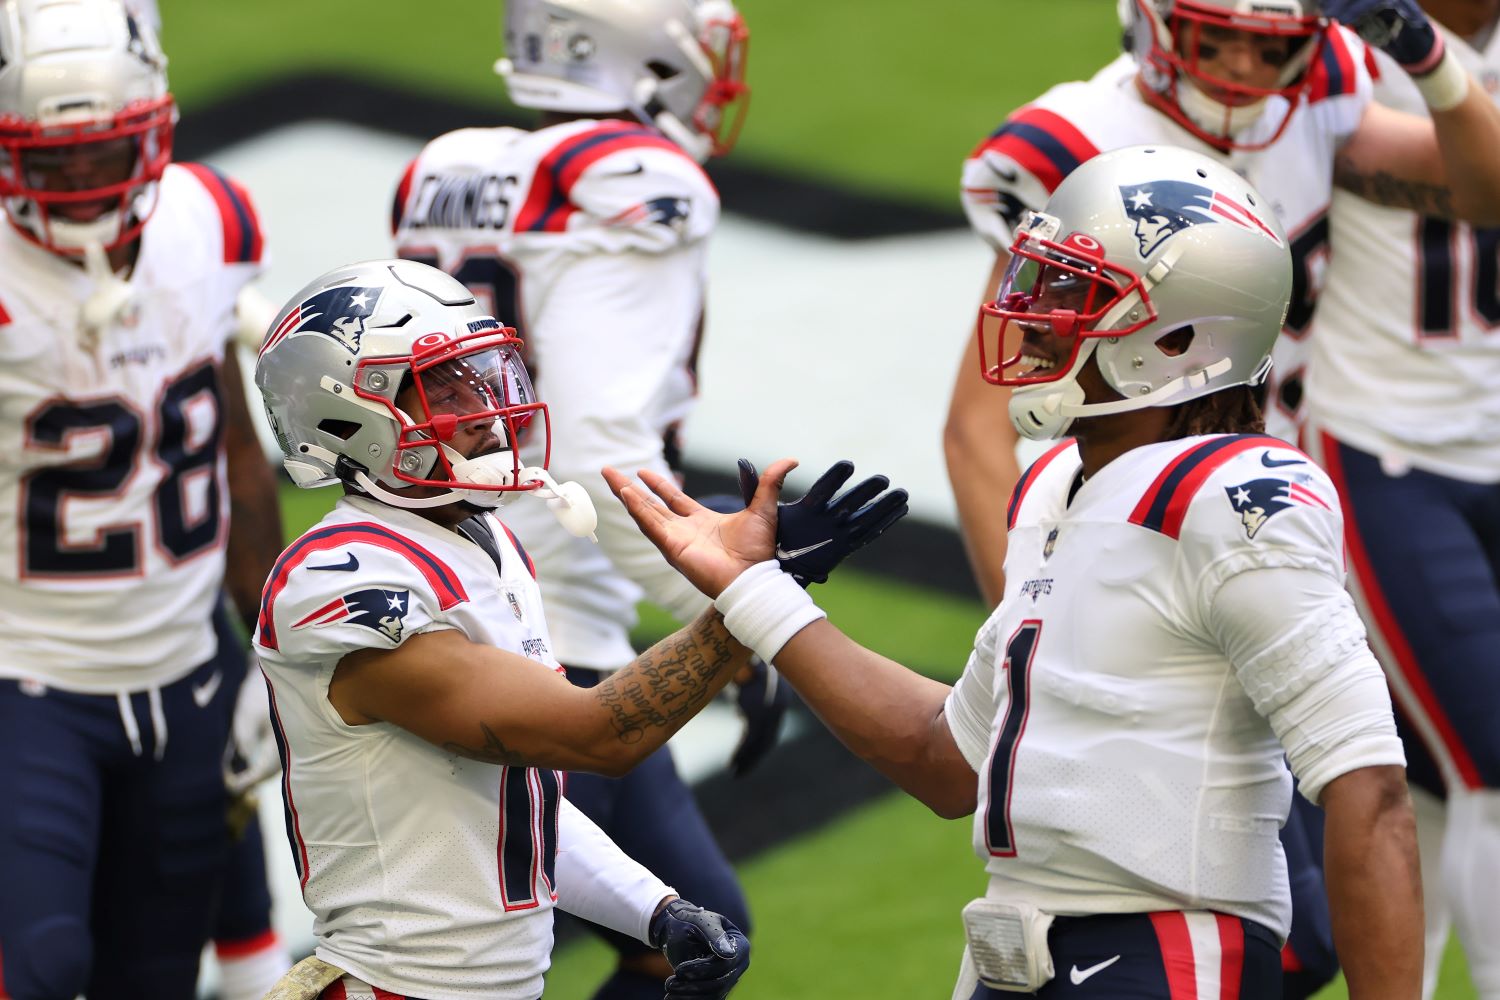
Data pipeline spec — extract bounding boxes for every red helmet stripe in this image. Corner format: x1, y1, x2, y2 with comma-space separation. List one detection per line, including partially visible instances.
391, 157, 418, 236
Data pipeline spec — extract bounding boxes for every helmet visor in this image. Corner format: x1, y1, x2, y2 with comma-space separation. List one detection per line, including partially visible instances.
384, 333, 550, 490
977, 230, 1156, 386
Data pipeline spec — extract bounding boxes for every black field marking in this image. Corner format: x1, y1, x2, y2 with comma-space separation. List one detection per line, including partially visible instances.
176, 73, 965, 240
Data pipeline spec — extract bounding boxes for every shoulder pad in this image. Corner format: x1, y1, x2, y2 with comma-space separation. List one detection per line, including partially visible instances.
513, 121, 718, 245
174, 163, 266, 265
1307, 25, 1373, 104
963, 103, 1100, 250
1007, 438, 1080, 530
257, 521, 469, 653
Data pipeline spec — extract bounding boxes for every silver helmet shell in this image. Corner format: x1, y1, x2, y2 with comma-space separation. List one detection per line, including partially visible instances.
0, 0, 175, 252
255, 259, 548, 503
978, 145, 1291, 440
497, 0, 749, 162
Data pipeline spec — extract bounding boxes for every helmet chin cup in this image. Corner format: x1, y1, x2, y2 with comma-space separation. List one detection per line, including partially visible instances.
1008, 339, 1097, 441
1175, 80, 1271, 145
448, 452, 600, 539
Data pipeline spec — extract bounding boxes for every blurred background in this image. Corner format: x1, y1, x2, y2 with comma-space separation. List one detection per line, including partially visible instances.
155, 1, 1473, 996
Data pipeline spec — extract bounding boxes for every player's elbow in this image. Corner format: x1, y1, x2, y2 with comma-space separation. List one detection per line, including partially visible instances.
923, 784, 978, 820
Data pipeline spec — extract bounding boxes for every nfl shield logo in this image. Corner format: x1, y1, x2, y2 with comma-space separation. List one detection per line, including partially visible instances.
1042, 528, 1059, 561
505, 589, 525, 623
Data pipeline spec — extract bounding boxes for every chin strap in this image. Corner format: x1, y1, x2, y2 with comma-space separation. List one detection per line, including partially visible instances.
351, 455, 600, 542
78, 241, 135, 349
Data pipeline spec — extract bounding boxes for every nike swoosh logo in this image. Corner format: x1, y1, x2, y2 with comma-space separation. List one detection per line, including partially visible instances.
192, 669, 222, 709
608, 162, 645, 176
995, 166, 1020, 183
1069, 955, 1121, 985
1260, 450, 1306, 468
776, 539, 833, 560
310, 553, 360, 572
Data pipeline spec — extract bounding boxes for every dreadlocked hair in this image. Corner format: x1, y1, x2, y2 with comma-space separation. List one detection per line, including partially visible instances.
1161, 385, 1264, 441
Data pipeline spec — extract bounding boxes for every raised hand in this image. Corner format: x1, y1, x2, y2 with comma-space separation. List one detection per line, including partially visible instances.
737, 458, 909, 586
602, 459, 797, 598
1319, 0, 1441, 72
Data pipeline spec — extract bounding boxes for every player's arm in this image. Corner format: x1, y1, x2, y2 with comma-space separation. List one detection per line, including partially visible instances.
943, 251, 1018, 608
1319, 764, 1423, 1000
329, 461, 793, 775
221, 346, 283, 630
607, 465, 979, 818
1329, 0, 1500, 223
1207, 566, 1420, 999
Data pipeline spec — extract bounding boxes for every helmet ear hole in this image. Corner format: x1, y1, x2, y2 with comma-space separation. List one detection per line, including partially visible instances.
317, 419, 361, 440
647, 60, 680, 79
1154, 325, 1195, 358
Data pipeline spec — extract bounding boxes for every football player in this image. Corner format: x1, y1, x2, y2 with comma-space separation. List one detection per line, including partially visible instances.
611, 145, 1421, 1000
948, 0, 1500, 608
1303, 1, 1500, 995
252, 258, 755, 1000
390, 2, 762, 996
0, 2, 285, 998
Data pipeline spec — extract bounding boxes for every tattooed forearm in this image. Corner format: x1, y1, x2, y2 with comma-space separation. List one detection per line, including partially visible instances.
594, 611, 743, 746
1335, 156, 1455, 218
443, 722, 531, 766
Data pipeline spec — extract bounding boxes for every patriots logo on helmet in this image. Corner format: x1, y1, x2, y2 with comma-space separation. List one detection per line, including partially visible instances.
1225, 477, 1330, 539
260, 285, 384, 357
291, 587, 412, 643
1120, 181, 1283, 259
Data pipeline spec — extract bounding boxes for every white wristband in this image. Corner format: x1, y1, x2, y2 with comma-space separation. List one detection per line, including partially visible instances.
714, 560, 826, 664
1414, 49, 1469, 112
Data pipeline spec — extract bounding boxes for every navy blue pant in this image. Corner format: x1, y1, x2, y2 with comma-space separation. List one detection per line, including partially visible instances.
1279, 795, 1336, 999
560, 667, 751, 958
1312, 431, 1500, 792
966, 912, 1282, 1000
0, 613, 242, 1000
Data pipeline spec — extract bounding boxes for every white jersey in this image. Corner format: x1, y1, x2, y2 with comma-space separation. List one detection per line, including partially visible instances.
1306, 28, 1500, 481
0, 163, 265, 692
961, 36, 1373, 442
256, 496, 667, 999
944, 433, 1401, 937
393, 119, 719, 668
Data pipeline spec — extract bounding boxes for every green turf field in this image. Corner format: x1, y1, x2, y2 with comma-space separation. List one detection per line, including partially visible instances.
218, 2, 1477, 992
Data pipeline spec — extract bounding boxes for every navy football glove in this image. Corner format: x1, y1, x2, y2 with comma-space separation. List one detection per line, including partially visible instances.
650, 898, 751, 998
736, 458, 909, 587
1319, 0, 1441, 71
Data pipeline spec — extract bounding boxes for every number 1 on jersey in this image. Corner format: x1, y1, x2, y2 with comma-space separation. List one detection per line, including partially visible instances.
985, 620, 1040, 858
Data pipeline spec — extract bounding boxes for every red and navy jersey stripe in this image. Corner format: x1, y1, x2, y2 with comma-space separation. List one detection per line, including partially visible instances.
1006, 438, 1077, 530
495, 520, 536, 579
1128, 434, 1289, 538
264, 676, 313, 892
391, 157, 418, 236
258, 522, 468, 650
1306, 28, 1364, 103
513, 122, 692, 234
972, 107, 1100, 194
180, 163, 265, 264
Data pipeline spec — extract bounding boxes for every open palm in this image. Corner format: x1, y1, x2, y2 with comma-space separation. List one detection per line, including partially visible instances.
603, 460, 798, 598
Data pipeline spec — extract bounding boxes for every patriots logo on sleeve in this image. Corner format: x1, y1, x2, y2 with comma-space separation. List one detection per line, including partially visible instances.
291, 588, 412, 643
260, 285, 384, 357
1120, 181, 1282, 258
1225, 478, 1331, 539
608, 196, 691, 232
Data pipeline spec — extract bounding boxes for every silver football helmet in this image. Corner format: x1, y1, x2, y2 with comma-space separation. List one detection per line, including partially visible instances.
0, 0, 175, 253
1119, 0, 1326, 150
256, 259, 557, 513
977, 145, 1291, 441
497, 0, 749, 162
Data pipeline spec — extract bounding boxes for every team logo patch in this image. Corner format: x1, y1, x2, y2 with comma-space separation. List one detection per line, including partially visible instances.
1120, 181, 1283, 259
261, 285, 384, 356
609, 197, 691, 232
292, 587, 412, 643
1225, 477, 1331, 539
505, 589, 525, 623
1042, 528, 1059, 561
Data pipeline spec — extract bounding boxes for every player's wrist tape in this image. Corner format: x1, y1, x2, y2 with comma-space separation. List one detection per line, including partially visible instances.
714, 560, 826, 664
1413, 48, 1469, 111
